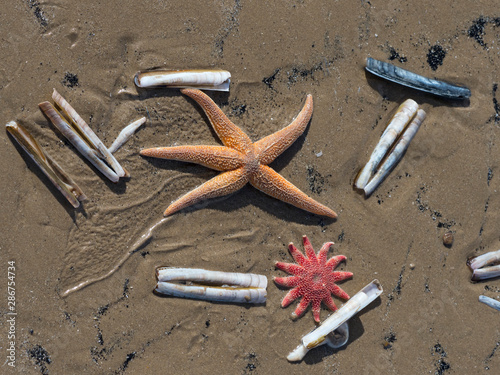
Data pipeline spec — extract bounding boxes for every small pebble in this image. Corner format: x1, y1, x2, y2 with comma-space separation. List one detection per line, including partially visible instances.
409, 263, 415, 270
443, 231, 454, 247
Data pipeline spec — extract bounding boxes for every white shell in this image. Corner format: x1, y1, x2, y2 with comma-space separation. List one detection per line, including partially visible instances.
468, 249, 500, 270
287, 280, 383, 362
479, 295, 500, 311
6, 121, 86, 208
356, 99, 419, 190
108, 117, 146, 154
39, 101, 120, 183
472, 265, 500, 281
155, 267, 267, 304
363, 109, 426, 196
51, 89, 126, 178
134, 69, 231, 91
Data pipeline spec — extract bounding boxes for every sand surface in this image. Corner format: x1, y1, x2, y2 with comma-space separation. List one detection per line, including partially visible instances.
2, 1, 500, 374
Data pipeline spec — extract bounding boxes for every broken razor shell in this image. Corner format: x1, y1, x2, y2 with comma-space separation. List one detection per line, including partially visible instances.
355, 99, 426, 196
366, 57, 471, 99
479, 295, 500, 312
134, 69, 231, 91
287, 279, 383, 362
108, 116, 146, 154
155, 267, 267, 304
6, 121, 87, 208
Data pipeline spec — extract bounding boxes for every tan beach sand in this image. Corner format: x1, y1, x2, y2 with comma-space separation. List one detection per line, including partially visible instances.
2, 0, 500, 373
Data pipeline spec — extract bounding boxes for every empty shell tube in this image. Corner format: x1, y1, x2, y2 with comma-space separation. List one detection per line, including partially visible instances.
134, 69, 231, 92
155, 267, 267, 304
287, 280, 383, 362
366, 57, 471, 99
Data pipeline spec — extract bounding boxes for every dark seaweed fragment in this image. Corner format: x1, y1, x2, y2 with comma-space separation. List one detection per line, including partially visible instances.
262, 68, 280, 90
213, 0, 242, 57
433, 343, 451, 375
388, 47, 407, 63
467, 16, 500, 49
306, 166, 326, 194
468, 16, 489, 48
117, 352, 136, 373
383, 331, 397, 350
62, 72, 79, 88
26, 0, 48, 27
492, 83, 500, 124
427, 45, 446, 71
27, 345, 51, 375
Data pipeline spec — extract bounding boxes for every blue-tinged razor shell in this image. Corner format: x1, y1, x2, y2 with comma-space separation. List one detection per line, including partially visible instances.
365, 57, 471, 99
479, 295, 500, 312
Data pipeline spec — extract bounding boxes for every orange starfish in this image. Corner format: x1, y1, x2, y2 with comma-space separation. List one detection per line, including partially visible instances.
140, 88, 337, 218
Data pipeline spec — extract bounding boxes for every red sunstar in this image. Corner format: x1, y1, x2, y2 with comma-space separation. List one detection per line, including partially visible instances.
274, 235, 353, 322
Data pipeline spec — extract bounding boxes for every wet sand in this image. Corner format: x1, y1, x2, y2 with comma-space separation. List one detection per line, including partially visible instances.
2, 1, 500, 374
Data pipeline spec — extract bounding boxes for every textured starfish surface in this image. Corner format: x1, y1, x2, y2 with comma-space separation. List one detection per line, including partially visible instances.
274, 235, 353, 322
140, 88, 337, 218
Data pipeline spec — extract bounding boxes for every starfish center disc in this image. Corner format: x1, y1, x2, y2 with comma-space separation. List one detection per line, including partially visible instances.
243, 149, 260, 175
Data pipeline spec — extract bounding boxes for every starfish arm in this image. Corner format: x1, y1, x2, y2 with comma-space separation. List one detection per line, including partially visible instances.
292, 296, 312, 319
333, 271, 354, 282
163, 167, 249, 216
254, 94, 313, 165
250, 165, 337, 218
181, 89, 252, 153
281, 288, 302, 307
327, 284, 350, 300
311, 298, 322, 322
302, 235, 317, 261
325, 255, 347, 270
273, 275, 301, 288
140, 145, 244, 171
322, 294, 339, 312
318, 242, 335, 265
288, 243, 307, 265
275, 262, 304, 276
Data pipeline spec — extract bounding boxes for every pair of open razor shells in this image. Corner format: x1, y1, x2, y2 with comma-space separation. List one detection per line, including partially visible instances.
468, 250, 500, 312
468, 249, 500, 281
7, 89, 146, 207
155, 267, 267, 304
39, 89, 131, 183
355, 99, 426, 196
